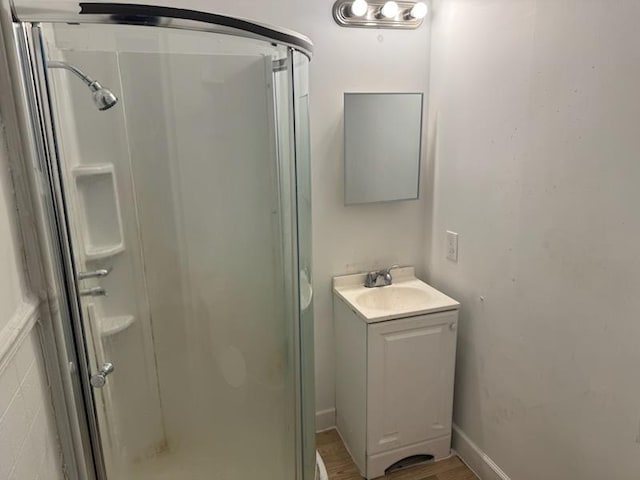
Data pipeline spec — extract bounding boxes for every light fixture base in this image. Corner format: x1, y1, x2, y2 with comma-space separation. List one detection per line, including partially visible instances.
332, 0, 425, 29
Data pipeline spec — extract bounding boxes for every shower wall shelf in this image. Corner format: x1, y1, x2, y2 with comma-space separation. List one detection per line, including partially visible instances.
72, 163, 125, 260
100, 315, 136, 337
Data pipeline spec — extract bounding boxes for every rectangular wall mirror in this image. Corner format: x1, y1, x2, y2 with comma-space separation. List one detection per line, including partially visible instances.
344, 92, 424, 205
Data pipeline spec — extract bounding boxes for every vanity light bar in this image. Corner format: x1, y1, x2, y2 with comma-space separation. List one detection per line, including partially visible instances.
332, 0, 428, 29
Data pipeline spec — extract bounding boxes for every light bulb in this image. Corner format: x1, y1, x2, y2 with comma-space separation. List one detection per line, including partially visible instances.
381, 1, 399, 18
351, 0, 368, 17
410, 2, 428, 19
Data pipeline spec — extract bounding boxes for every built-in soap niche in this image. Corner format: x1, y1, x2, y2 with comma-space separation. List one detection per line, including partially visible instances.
72, 163, 125, 260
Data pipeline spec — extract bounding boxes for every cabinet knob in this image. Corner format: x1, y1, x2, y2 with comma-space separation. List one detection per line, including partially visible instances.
449, 322, 457, 331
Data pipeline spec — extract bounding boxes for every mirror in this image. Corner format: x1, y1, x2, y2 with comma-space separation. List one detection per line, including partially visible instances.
344, 92, 423, 205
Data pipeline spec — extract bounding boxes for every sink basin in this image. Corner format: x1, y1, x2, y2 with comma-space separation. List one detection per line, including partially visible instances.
333, 267, 460, 323
356, 286, 434, 311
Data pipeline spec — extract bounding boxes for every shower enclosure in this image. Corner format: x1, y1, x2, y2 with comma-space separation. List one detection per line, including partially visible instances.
9, 4, 314, 479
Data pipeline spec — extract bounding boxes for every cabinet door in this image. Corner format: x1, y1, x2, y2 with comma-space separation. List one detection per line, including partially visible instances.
367, 311, 458, 455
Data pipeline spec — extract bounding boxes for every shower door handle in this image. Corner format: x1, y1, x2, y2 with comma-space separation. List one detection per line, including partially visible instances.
90, 362, 115, 388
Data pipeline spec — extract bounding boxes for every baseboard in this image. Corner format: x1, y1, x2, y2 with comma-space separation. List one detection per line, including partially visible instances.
452, 424, 511, 480
315, 408, 336, 432
335, 426, 365, 476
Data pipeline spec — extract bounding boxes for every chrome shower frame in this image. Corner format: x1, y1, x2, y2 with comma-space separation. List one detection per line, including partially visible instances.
4, 3, 313, 479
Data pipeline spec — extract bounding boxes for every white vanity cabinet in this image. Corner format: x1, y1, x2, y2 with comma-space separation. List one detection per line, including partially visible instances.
333, 268, 460, 479
367, 311, 458, 455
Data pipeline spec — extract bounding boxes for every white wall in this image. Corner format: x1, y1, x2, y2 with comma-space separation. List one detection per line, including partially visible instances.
427, 1, 640, 479
303, 6, 431, 423
137, 0, 432, 424
0, 115, 64, 478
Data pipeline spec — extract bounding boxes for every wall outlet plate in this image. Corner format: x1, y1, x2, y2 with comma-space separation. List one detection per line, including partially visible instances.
446, 231, 458, 262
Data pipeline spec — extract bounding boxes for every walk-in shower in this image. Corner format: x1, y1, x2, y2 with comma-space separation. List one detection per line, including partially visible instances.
8, 3, 315, 479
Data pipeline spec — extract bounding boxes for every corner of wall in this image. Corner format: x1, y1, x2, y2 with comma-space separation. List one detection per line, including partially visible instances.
452, 424, 511, 480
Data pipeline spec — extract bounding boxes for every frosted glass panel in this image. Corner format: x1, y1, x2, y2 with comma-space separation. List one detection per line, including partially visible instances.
120, 51, 295, 479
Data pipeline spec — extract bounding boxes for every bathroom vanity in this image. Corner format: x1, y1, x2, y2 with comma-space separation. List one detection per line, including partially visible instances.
333, 267, 460, 479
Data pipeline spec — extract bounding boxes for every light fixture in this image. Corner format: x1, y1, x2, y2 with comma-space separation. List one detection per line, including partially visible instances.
350, 0, 368, 16
407, 1, 428, 19
380, 1, 399, 18
332, 0, 427, 29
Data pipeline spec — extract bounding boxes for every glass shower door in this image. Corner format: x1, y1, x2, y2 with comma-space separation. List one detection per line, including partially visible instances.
34, 20, 308, 480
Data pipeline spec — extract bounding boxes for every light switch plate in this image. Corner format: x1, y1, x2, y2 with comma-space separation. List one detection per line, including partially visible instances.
446, 231, 458, 262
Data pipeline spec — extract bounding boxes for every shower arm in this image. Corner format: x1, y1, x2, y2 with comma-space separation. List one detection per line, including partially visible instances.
45, 60, 118, 111
47, 60, 99, 90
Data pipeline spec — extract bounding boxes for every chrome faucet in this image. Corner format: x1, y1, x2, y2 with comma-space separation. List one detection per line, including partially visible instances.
364, 265, 399, 288
79, 286, 107, 297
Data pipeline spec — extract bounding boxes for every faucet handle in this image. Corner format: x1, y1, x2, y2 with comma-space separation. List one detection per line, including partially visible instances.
380, 264, 400, 286
364, 271, 378, 288
380, 264, 400, 277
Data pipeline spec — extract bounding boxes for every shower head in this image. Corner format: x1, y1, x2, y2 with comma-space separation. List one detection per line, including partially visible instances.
47, 61, 119, 111
87, 81, 119, 111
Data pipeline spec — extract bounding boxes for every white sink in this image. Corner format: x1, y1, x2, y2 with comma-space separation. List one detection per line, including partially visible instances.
333, 267, 459, 323
356, 286, 434, 311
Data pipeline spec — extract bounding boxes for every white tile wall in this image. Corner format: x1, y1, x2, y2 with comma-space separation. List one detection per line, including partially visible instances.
0, 99, 65, 479
0, 330, 64, 480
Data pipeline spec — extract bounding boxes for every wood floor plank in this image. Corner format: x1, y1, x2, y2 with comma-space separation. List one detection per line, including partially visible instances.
316, 430, 479, 480
435, 465, 479, 480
